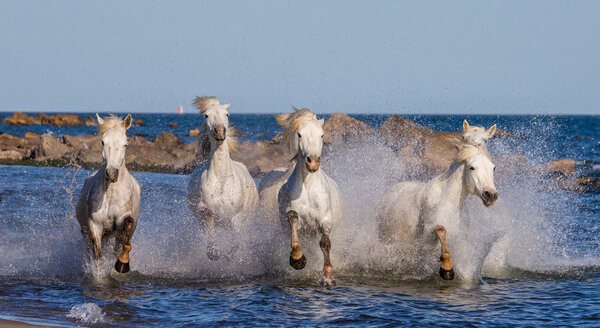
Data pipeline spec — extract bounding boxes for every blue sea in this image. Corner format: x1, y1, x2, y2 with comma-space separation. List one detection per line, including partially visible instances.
0, 112, 599, 327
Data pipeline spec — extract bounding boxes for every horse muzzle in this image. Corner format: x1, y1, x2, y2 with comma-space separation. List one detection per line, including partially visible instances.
481, 190, 498, 207
105, 168, 119, 183
213, 125, 226, 141
305, 156, 321, 173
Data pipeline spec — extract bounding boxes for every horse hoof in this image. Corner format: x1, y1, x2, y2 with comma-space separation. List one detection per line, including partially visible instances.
115, 260, 130, 273
207, 246, 221, 261
439, 267, 455, 280
320, 276, 336, 287
289, 254, 306, 270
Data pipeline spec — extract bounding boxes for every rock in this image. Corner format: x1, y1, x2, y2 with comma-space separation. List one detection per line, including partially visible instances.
63, 135, 98, 149
84, 116, 97, 126
0, 133, 35, 159
494, 129, 513, 138
24, 132, 41, 140
154, 132, 181, 149
3, 112, 35, 125
0, 150, 25, 160
167, 122, 178, 128
323, 112, 375, 144
2, 112, 94, 126
51, 114, 85, 126
231, 140, 289, 176
33, 134, 70, 161
189, 128, 200, 137
133, 119, 145, 126
540, 159, 576, 176
378, 115, 459, 177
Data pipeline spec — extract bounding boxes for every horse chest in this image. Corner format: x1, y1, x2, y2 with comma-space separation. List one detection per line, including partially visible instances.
90, 185, 131, 230
288, 182, 328, 227
202, 172, 242, 213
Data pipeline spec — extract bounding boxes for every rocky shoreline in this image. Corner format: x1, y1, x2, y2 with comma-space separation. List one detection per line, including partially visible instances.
1, 112, 598, 193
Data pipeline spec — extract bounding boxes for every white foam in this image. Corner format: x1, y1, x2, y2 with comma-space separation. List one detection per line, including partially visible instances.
66, 303, 106, 324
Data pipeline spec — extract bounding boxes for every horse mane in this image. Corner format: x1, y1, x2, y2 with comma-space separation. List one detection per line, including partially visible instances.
193, 97, 241, 155
194, 96, 221, 113
275, 107, 318, 155
454, 141, 491, 163
98, 115, 124, 135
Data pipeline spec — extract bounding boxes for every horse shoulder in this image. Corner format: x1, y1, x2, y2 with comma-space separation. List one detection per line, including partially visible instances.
76, 174, 96, 225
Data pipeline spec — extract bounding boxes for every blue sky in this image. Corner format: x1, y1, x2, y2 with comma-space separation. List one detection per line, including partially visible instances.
1, 1, 599, 114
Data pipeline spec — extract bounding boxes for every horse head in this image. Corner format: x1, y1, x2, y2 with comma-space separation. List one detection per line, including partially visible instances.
275, 107, 325, 173
462, 120, 496, 148
296, 118, 325, 173
96, 113, 132, 183
203, 103, 231, 143
459, 144, 498, 207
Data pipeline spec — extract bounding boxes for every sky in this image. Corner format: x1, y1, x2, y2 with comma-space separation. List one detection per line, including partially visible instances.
0, 1, 599, 114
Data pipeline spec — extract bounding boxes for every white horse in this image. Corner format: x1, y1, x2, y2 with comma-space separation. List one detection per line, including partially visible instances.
376, 140, 498, 280
76, 114, 141, 273
462, 120, 496, 148
273, 108, 343, 286
187, 97, 258, 260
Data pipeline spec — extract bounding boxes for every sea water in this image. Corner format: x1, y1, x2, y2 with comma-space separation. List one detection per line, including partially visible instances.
0, 113, 598, 327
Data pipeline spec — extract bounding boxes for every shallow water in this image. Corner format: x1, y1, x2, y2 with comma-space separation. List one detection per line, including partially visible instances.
0, 114, 599, 326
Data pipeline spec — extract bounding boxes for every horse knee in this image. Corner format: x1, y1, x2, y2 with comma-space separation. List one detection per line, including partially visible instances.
319, 235, 331, 251
287, 210, 298, 224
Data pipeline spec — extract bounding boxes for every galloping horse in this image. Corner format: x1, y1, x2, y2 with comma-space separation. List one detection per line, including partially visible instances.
187, 97, 258, 260
377, 139, 498, 280
272, 108, 343, 286
76, 114, 140, 273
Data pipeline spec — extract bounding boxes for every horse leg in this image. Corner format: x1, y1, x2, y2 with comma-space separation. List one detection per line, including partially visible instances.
115, 217, 134, 273
434, 225, 455, 280
201, 208, 220, 261
288, 210, 306, 270
89, 224, 103, 261
319, 228, 336, 286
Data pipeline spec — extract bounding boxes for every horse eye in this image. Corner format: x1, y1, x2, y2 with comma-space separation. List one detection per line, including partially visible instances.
298, 133, 301, 138
493, 166, 496, 171
226, 113, 230, 117
321, 135, 324, 138
101, 141, 104, 145
470, 166, 475, 171
204, 114, 208, 118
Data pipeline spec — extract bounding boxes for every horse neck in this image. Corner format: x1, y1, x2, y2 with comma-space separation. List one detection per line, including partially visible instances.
290, 152, 316, 186
436, 162, 469, 214
208, 137, 233, 177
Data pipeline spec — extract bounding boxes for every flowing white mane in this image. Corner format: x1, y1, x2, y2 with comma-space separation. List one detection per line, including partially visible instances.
193, 96, 241, 155
98, 115, 125, 135
455, 142, 492, 163
275, 107, 318, 155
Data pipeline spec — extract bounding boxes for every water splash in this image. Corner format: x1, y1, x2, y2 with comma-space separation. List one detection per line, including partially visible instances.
66, 303, 106, 324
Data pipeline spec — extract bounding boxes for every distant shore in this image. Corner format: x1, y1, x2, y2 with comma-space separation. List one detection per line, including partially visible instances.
0, 111, 598, 193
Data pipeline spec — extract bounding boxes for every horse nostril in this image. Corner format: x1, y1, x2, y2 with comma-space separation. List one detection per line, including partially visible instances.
492, 192, 498, 201
483, 191, 491, 199
306, 156, 312, 163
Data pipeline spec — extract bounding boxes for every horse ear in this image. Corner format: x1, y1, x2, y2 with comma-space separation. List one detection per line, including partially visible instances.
123, 114, 132, 130
96, 113, 104, 125
224, 104, 231, 110
319, 118, 325, 127
487, 124, 496, 138
463, 119, 470, 132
